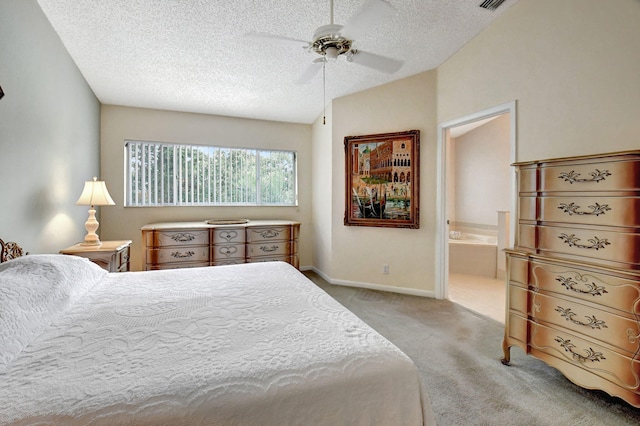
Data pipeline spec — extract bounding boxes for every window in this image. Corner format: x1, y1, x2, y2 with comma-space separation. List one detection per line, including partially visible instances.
125, 140, 297, 207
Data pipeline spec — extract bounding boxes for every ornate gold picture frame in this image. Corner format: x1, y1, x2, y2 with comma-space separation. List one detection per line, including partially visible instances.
344, 130, 420, 229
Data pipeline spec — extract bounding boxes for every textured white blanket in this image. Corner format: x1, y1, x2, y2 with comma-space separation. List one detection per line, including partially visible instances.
0, 258, 434, 425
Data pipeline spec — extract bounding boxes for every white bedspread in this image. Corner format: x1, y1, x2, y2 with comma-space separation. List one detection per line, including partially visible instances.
0, 260, 434, 425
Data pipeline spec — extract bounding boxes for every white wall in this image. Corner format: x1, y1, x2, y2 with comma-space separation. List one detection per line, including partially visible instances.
453, 114, 511, 227
438, 0, 640, 162
323, 71, 438, 295
100, 105, 312, 271
0, 0, 100, 254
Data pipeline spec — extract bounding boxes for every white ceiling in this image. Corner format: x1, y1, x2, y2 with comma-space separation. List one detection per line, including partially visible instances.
37, 0, 520, 124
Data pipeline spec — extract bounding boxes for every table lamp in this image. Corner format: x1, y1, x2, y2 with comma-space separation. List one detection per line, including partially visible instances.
75, 177, 115, 246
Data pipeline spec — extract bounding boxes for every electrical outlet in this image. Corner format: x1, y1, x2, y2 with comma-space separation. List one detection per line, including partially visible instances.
383, 264, 389, 274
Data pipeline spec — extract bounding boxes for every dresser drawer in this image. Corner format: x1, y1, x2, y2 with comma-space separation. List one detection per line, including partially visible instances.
246, 226, 292, 243
539, 196, 640, 227
116, 246, 130, 272
247, 241, 293, 258
537, 224, 640, 269
529, 321, 640, 391
508, 285, 528, 317
146, 246, 210, 265
530, 292, 640, 355
539, 158, 640, 193
529, 259, 640, 314
211, 243, 246, 262
518, 165, 538, 194
145, 229, 209, 247
245, 254, 295, 265
507, 252, 529, 288
146, 261, 210, 270
212, 227, 246, 244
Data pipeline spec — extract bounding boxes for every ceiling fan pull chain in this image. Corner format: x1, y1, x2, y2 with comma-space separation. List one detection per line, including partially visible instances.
323, 60, 326, 125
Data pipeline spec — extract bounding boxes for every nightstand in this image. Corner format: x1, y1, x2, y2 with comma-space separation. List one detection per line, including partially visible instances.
60, 240, 132, 272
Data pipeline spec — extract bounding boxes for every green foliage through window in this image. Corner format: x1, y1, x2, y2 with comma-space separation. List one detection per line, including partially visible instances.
125, 141, 297, 206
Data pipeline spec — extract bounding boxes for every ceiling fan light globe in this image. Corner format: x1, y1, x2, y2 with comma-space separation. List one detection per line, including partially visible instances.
325, 46, 339, 61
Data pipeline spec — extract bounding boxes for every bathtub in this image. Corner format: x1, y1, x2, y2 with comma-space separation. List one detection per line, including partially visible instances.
448, 232, 498, 278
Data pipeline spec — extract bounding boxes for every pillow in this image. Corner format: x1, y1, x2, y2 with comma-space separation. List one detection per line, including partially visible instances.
0, 254, 107, 372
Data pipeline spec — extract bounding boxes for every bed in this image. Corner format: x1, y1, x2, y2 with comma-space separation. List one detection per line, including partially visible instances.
0, 241, 434, 425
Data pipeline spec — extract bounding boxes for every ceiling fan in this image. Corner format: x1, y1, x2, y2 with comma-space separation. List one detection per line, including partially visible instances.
246, 0, 404, 84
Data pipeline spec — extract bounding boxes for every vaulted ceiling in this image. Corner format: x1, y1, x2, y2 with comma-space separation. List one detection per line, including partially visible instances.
37, 0, 520, 124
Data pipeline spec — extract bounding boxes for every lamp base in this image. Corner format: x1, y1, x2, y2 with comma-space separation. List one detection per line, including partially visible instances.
82, 207, 102, 246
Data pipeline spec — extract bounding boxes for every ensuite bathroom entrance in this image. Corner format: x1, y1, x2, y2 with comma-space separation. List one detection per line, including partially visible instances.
437, 101, 517, 323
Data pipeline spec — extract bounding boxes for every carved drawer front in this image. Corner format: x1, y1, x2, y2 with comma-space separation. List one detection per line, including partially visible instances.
519, 196, 537, 222
537, 225, 640, 268
530, 292, 640, 355
246, 254, 294, 264
146, 261, 209, 270
539, 158, 640, 193
506, 312, 529, 349
211, 243, 246, 262
146, 246, 209, 265
518, 165, 538, 194
517, 224, 537, 252
247, 241, 292, 258
508, 285, 528, 317
212, 258, 246, 266
529, 322, 640, 391
539, 196, 640, 227
146, 229, 209, 247
529, 260, 640, 314
212, 228, 246, 244
507, 253, 529, 288
247, 226, 291, 243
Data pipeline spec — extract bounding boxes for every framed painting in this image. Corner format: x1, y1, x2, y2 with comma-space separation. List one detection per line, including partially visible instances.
344, 130, 420, 228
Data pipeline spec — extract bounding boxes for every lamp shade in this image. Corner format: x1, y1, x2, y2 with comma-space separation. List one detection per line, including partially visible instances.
75, 177, 115, 207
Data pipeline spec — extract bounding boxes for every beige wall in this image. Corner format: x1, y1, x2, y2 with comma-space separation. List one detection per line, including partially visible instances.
0, 0, 100, 254
311, 102, 333, 277
438, 0, 640, 162
321, 71, 438, 295
99, 105, 312, 271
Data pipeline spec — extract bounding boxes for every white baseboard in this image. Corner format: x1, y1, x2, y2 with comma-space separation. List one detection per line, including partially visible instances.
305, 266, 435, 299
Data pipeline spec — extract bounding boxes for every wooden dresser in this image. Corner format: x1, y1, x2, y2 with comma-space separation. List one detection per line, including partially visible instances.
141, 220, 300, 270
501, 150, 640, 407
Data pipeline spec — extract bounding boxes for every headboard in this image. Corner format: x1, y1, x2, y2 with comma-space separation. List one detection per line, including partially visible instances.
0, 239, 25, 263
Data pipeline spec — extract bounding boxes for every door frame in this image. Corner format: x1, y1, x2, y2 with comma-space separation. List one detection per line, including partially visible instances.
434, 101, 517, 299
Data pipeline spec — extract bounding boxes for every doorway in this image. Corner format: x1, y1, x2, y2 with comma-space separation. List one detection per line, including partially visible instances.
435, 101, 517, 321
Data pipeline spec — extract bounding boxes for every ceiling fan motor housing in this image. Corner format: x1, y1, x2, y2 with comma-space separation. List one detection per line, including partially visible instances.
311, 24, 353, 57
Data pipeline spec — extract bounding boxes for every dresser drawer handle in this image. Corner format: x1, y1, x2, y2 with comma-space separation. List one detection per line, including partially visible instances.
260, 245, 279, 253
558, 169, 611, 184
220, 231, 238, 242
554, 336, 606, 363
218, 246, 238, 257
171, 250, 195, 258
557, 202, 611, 216
258, 229, 281, 239
558, 233, 610, 250
170, 233, 197, 242
555, 306, 608, 330
555, 275, 608, 296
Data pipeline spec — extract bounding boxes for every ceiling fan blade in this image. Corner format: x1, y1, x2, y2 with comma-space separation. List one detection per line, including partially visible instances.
349, 50, 403, 74
296, 59, 325, 85
245, 31, 310, 47
340, 0, 396, 40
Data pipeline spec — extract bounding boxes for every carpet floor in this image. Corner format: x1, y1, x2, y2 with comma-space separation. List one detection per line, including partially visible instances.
303, 271, 640, 426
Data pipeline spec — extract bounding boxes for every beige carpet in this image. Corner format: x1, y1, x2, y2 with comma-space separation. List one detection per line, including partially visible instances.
304, 271, 640, 426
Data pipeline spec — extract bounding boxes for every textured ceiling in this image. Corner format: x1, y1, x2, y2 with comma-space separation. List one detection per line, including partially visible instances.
37, 0, 520, 124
